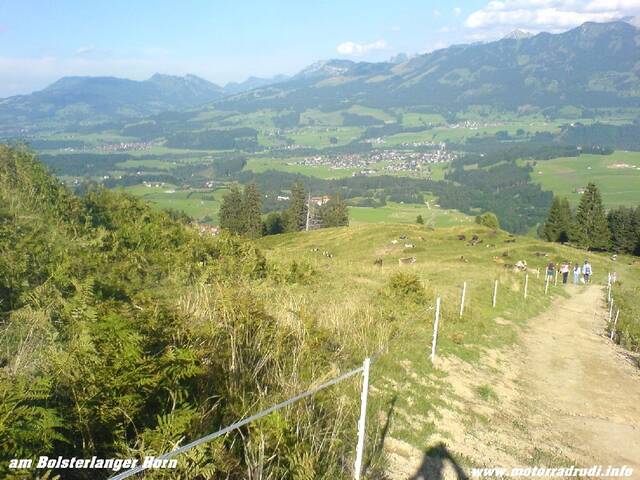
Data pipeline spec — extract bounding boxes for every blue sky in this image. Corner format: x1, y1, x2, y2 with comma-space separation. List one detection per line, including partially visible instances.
1, 0, 639, 97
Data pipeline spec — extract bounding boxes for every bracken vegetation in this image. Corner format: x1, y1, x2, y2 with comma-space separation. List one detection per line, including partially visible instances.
0, 145, 391, 479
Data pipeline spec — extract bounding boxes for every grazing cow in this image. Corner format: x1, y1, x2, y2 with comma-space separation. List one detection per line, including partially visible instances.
505, 239, 516, 244
459, 255, 469, 263
374, 258, 383, 267
457, 234, 466, 241
534, 252, 548, 257
391, 239, 398, 245
398, 256, 417, 265
404, 243, 415, 249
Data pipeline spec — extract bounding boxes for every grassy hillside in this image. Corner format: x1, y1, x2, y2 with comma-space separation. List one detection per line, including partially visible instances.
2, 145, 638, 478
258, 223, 640, 469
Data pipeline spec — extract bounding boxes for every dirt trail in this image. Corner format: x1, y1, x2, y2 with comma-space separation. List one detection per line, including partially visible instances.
385, 285, 640, 479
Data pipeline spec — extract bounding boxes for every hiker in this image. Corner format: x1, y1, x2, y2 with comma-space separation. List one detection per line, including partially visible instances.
560, 261, 570, 284
583, 260, 593, 283
546, 262, 555, 281
573, 262, 581, 284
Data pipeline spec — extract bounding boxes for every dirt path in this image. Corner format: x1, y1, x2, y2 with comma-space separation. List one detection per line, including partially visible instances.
385, 285, 640, 479
521, 285, 640, 467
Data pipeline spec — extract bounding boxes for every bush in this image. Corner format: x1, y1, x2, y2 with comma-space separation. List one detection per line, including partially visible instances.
475, 212, 500, 230
386, 272, 425, 302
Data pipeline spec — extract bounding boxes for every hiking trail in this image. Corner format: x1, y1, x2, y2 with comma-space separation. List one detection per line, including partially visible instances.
385, 285, 640, 479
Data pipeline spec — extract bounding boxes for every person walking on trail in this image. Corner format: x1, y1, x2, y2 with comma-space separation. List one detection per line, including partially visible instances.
561, 261, 570, 284
573, 262, 581, 284
546, 262, 555, 281
583, 260, 593, 284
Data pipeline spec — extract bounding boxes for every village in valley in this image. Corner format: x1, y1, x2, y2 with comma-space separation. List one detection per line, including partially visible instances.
292, 144, 456, 176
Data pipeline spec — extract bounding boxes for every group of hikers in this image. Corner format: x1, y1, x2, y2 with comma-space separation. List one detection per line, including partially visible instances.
546, 260, 593, 285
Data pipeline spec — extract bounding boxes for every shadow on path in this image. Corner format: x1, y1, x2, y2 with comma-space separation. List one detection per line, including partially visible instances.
409, 442, 469, 480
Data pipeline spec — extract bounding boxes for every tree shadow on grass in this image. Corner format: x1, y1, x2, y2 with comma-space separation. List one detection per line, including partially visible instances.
409, 442, 469, 480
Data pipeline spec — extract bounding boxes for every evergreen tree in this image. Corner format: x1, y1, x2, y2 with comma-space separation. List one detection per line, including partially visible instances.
241, 183, 263, 239
263, 211, 285, 236
320, 194, 349, 227
219, 183, 244, 234
608, 207, 635, 254
572, 183, 611, 250
416, 214, 424, 225
634, 207, 640, 256
542, 196, 572, 243
286, 181, 307, 232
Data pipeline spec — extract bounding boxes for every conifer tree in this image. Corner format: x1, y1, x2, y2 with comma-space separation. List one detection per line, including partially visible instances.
608, 206, 638, 254
572, 182, 611, 250
320, 194, 349, 227
219, 183, 244, 234
286, 181, 307, 232
542, 196, 572, 242
241, 182, 263, 239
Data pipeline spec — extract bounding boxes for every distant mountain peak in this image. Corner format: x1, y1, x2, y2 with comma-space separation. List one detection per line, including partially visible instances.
503, 29, 533, 40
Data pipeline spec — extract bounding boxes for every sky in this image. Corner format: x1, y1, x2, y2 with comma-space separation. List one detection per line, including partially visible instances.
1, 0, 639, 97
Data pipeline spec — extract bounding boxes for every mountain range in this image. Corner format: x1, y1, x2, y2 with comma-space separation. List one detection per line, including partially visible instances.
217, 20, 640, 113
1, 20, 639, 134
0, 73, 287, 133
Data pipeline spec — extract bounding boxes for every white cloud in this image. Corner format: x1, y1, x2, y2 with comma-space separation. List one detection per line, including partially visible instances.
74, 45, 96, 56
465, 0, 640, 33
336, 39, 388, 56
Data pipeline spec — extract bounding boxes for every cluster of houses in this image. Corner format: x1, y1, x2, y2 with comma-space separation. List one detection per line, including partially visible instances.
292, 147, 456, 176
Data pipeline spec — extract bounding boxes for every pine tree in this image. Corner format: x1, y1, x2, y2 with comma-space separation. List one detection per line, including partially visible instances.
219, 184, 244, 234
320, 194, 349, 227
542, 196, 572, 243
286, 181, 307, 232
572, 183, 611, 250
542, 197, 561, 241
608, 206, 640, 254
241, 183, 263, 239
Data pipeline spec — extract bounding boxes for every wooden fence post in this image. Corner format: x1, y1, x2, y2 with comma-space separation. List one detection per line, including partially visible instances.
545, 275, 550, 295
431, 297, 441, 363
609, 298, 614, 322
492, 280, 498, 308
353, 358, 370, 480
524, 274, 529, 300
610, 310, 620, 341
459, 282, 466, 318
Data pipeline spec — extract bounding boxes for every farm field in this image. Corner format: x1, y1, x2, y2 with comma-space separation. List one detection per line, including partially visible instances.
120, 184, 226, 222
528, 150, 640, 207
349, 201, 471, 227
245, 156, 356, 179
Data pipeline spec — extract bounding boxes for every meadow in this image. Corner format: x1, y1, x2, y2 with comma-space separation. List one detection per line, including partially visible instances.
120, 184, 226, 222
349, 201, 472, 227
527, 150, 640, 207
256, 222, 639, 468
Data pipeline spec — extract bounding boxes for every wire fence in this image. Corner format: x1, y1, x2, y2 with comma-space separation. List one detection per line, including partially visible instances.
109, 362, 369, 480
109, 267, 610, 480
